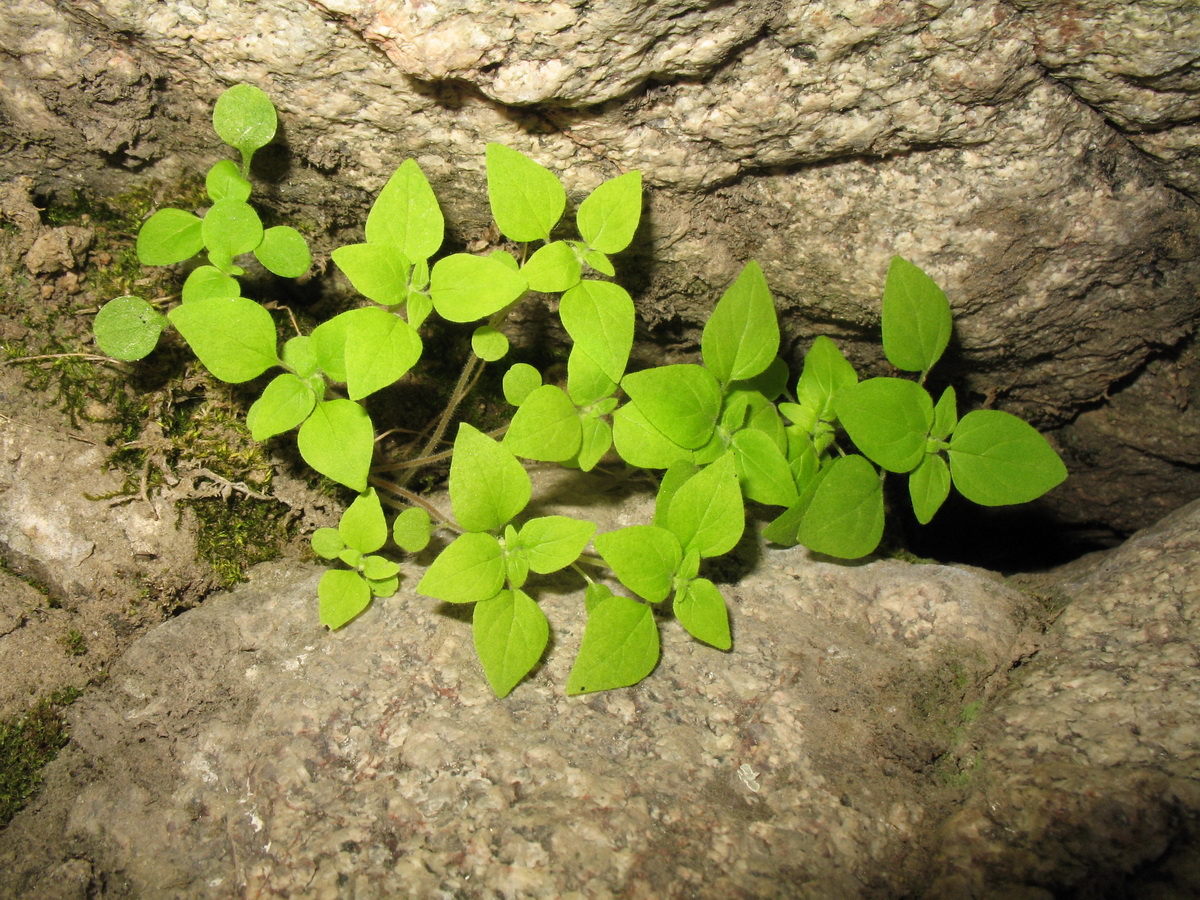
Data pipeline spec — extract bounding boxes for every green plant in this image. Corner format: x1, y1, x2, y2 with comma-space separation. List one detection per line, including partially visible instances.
94, 85, 1067, 697
60, 629, 87, 657
0, 687, 81, 827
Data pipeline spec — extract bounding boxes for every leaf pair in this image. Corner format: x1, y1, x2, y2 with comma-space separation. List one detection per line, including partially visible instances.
501, 279, 635, 471
416, 425, 596, 696
140, 85, 307, 279
567, 454, 742, 696
595, 456, 741, 629
311, 489, 399, 628
486, 143, 642, 257
612, 262, 782, 472
333, 159, 444, 324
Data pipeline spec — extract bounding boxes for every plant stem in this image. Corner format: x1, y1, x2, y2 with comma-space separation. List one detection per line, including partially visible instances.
397, 353, 482, 488
369, 476, 458, 532
1, 353, 121, 367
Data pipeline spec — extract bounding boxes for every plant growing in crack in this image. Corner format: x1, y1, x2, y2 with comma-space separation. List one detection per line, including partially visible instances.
93, 84, 1067, 697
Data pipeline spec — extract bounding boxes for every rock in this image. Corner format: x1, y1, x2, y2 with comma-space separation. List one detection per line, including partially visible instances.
1, 470, 1197, 896
928, 497, 1200, 897
0, 408, 216, 717
0, 467, 1039, 897
24, 226, 93, 276
0, 0, 1197, 532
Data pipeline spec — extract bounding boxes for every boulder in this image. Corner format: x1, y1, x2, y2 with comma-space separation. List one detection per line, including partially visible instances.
929, 497, 1200, 897
1, 471, 1197, 897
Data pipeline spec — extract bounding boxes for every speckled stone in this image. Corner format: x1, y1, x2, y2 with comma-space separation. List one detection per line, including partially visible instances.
0, 468, 1035, 898
928, 497, 1200, 897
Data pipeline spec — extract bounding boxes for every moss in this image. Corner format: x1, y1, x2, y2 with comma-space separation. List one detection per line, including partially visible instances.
3, 179, 294, 591
0, 687, 82, 828
189, 493, 292, 587
59, 629, 87, 657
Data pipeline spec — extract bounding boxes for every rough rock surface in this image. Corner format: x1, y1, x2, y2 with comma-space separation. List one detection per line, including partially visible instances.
1, 0, 1198, 531
0, 389, 215, 719
929, 497, 1200, 897
0, 469, 1198, 898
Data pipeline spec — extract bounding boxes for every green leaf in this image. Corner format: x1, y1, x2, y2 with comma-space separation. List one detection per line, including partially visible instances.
521, 241, 581, 293
430, 253, 528, 323
181, 265, 240, 303
567, 344, 618, 407
310, 311, 353, 382
490, 249, 520, 272
503, 384, 582, 462
392, 507, 432, 553
340, 487, 388, 553
788, 430, 822, 493
94, 296, 166, 361
744, 394, 789, 452
318, 569, 371, 630
472, 589, 549, 697
653, 461, 700, 528
246, 372, 316, 440
310, 527, 344, 559
368, 574, 400, 598
881, 256, 952, 375
331, 242, 411, 307
731, 428, 799, 507
594, 525, 681, 603
948, 410, 1067, 506
677, 548, 701, 583
344, 307, 423, 401
566, 595, 659, 695
254, 225, 311, 278
471, 326, 509, 362
365, 158, 444, 262
202, 200, 264, 270
584, 248, 615, 276
282, 335, 318, 378
797, 454, 884, 559
621, 364, 720, 450
212, 84, 277, 158
666, 452, 744, 558
584, 581, 613, 614
577, 170, 642, 254
701, 260, 779, 384
449, 423, 531, 533
733, 356, 791, 401
503, 363, 542, 406
205, 159, 252, 203
297, 399, 374, 492
559, 280, 635, 385
417, 531, 505, 603
835, 377, 934, 473
674, 577, 731, 650
136, 208, 203, 266
610, 402, 693, 470
910, 453, 951, 525
504, 536, 530, 590
167, 297, 278, 383
362, 555, 400, 581
518, 516, 596, 574
931, 385, 958, 440
796, 335, 858, 421
485, 143, 566, 242
406, 290, 433, 329
575, 415, 612, 472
